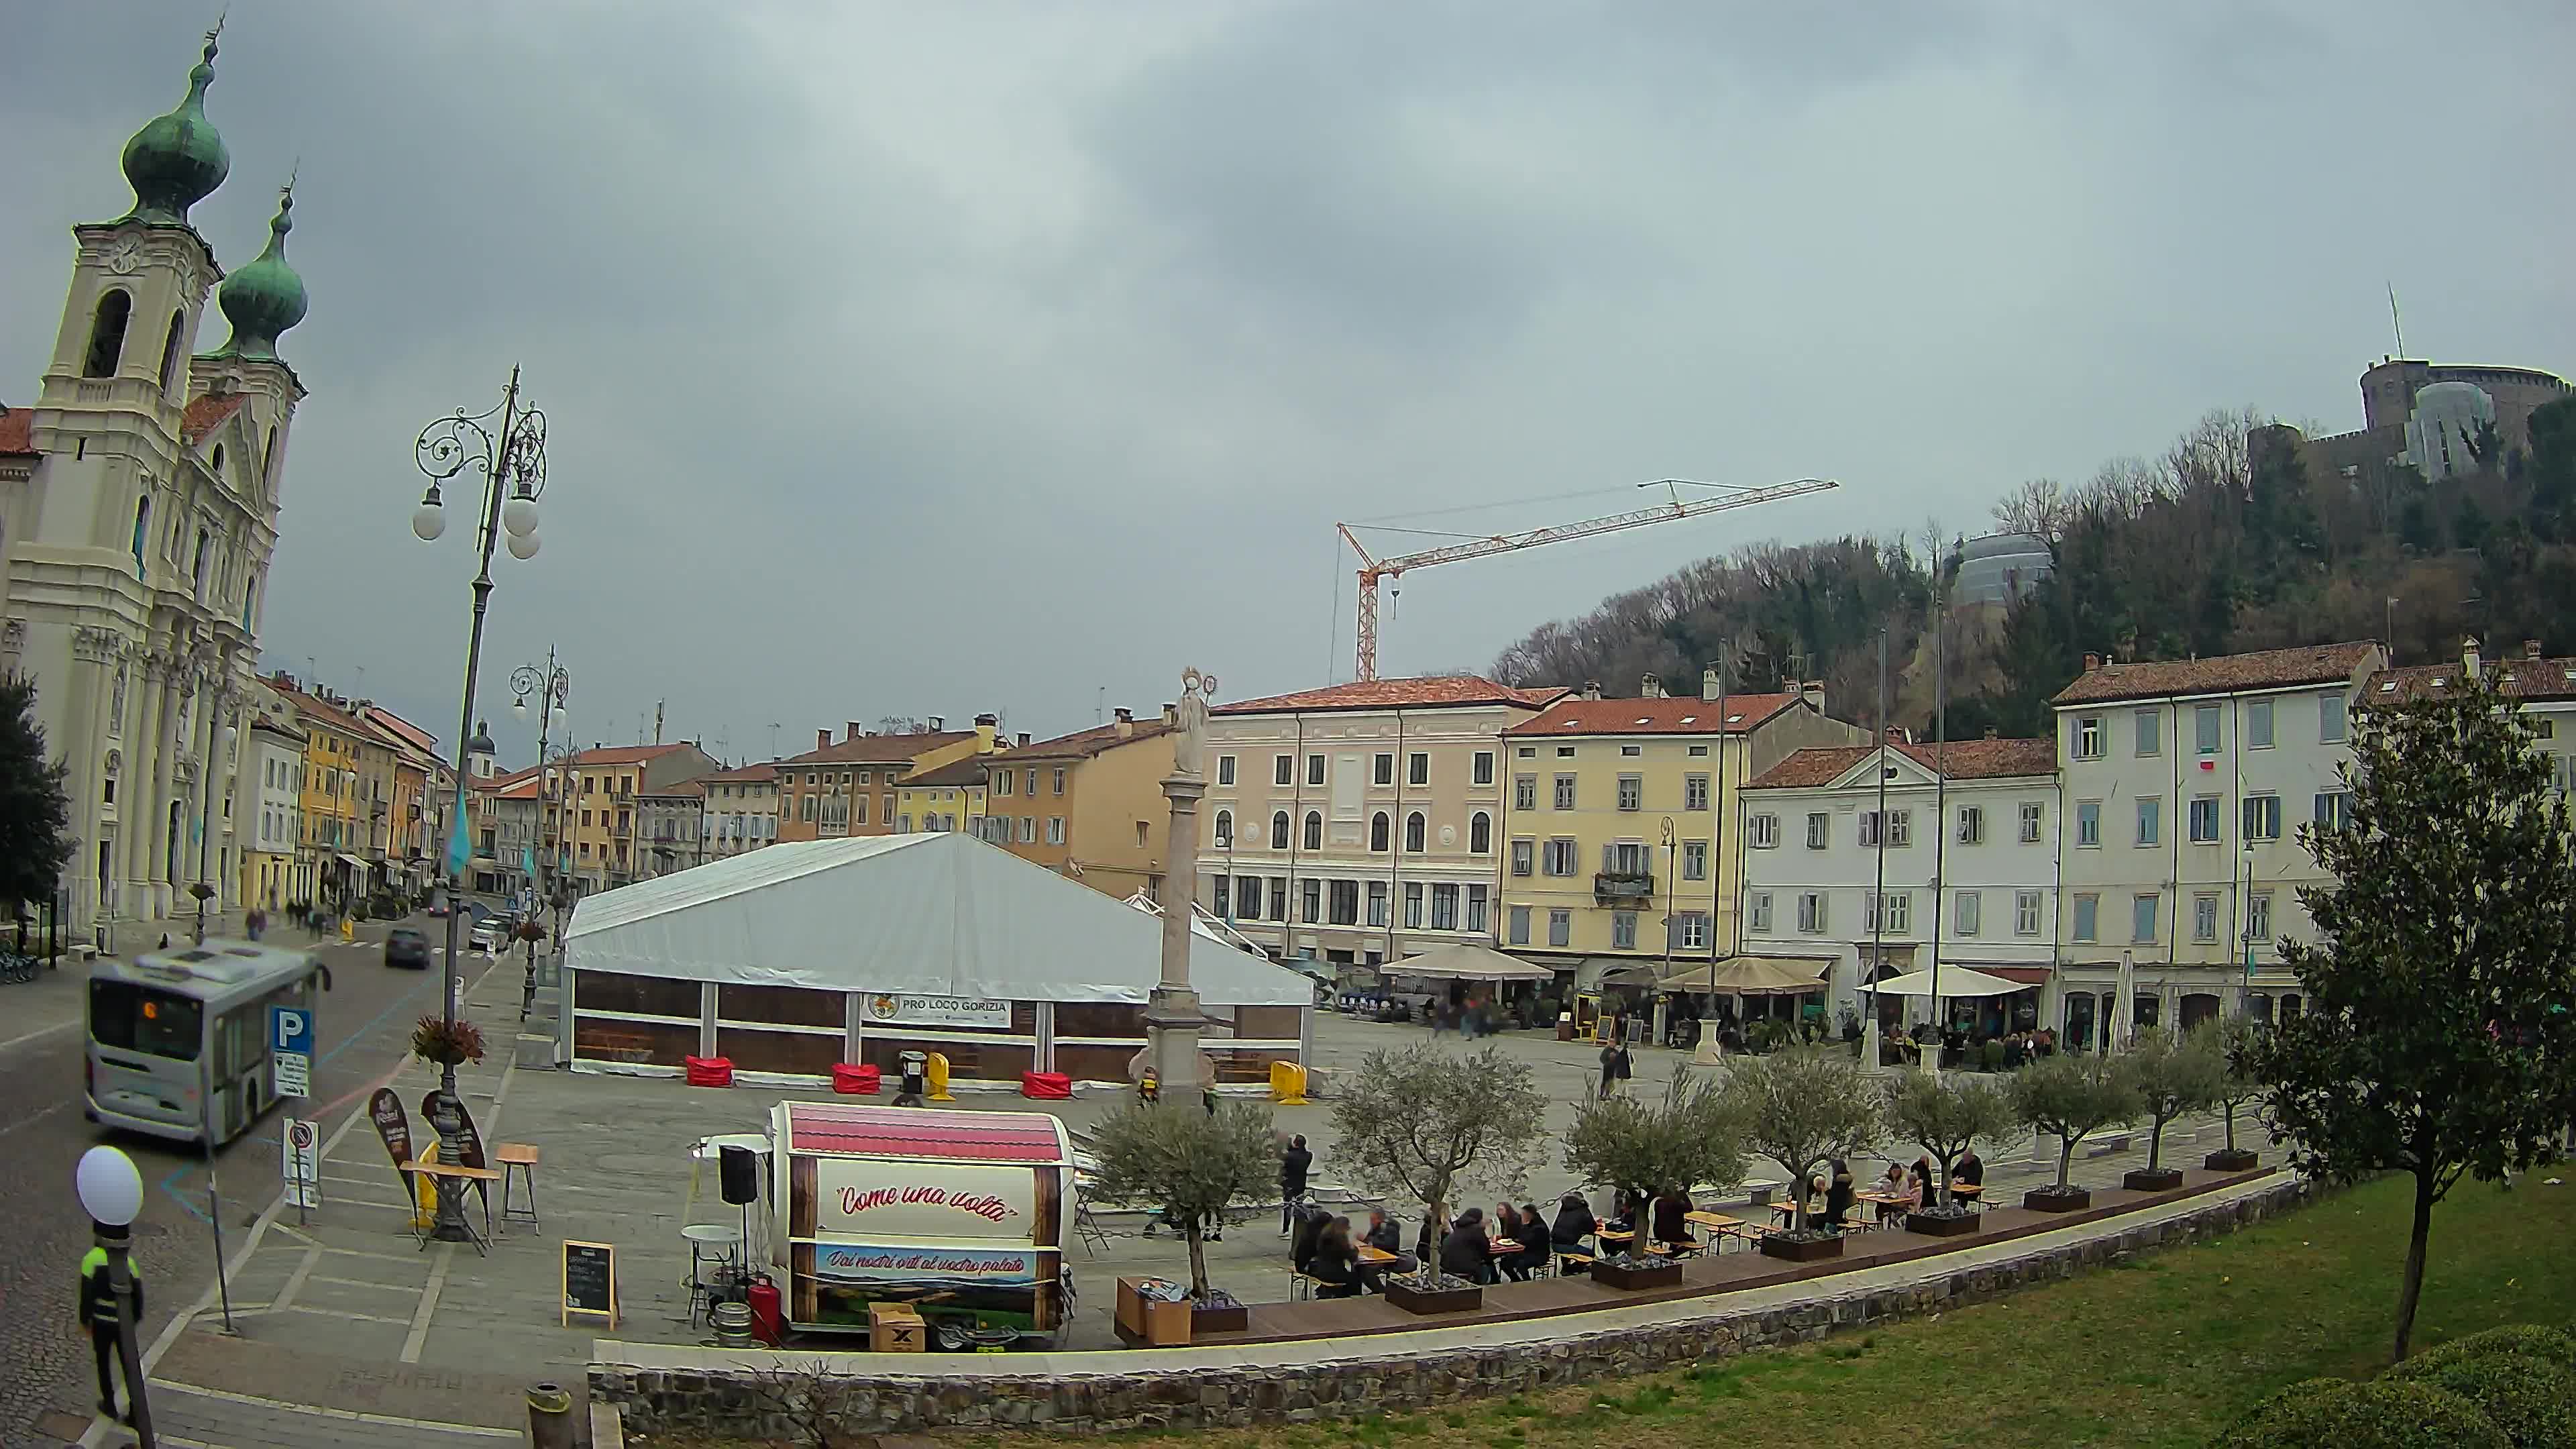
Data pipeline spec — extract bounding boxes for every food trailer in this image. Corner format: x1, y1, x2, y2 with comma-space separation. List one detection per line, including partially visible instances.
769, 1099, 1071, 1349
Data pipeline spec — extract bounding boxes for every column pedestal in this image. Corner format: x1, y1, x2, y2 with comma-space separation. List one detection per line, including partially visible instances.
1147, 771, 1209, 1095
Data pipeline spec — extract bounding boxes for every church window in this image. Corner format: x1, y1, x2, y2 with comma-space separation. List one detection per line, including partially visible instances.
129, 496, 150, 576
157, 310, 186, 394
85, 290, 131, 378
193, 528, 211, 592
211, 443, 225, 478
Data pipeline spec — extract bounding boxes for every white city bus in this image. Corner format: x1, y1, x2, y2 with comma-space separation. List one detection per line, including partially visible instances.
85, 940, 333, 1145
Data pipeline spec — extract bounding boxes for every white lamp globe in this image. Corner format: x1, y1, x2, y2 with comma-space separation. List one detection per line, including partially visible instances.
502, 491, 540, 538
76, 1145, 144, 1227
411, 500, 447, 542
506, 530, 541, 561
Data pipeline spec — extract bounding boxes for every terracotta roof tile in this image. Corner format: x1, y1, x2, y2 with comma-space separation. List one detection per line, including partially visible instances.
2367, 651, 2576, 705
1011, 718, 1175, 759
777, 731, 975, 766
639, 777, 706, 798
700, 761, 784, 784
1746, 737, 2057, 790
1504, 694, 1801, 737
180, 393, 249, 445
568, 743, 692, 767
2050, 642, 2381, 706
1216, 676, 1566, 715
0, 408, 34, 457
902, 757, 994, 788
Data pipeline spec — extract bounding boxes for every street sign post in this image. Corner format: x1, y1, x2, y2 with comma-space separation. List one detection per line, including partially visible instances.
282, 1117, 321, 1218
270, 1004, 314, 1099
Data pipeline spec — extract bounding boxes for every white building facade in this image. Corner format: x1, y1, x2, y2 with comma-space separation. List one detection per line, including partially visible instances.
699, 763, 782, 859
2051, 642, 2385, 1044
242, 717, 303, 909
1195, 677, 1562, 970
1738, 737, 2062, 1036
0, 33, 308, 942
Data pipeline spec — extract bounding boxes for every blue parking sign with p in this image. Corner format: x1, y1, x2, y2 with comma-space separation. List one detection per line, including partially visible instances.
272, 1006, 312, 1057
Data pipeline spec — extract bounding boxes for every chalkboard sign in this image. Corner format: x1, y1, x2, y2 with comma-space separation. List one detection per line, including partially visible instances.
561, 1240, 618, 1328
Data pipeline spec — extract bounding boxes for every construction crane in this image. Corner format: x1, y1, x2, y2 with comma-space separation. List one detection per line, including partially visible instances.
1337, 476, 1840, 682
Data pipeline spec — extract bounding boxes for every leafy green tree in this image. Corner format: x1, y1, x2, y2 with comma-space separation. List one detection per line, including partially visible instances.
2454, 496, 2493, 555
1083, 1099, 1277, 1301
2123, 1026, 2225, 1173
2204, 1016, 2266, 1159
2253, 671, 2576, 1362
2528, 395, 2576, 537
1882, 1070, 2015, 1210
2009, 1053, 2140, 1194
0, 675, 72, 918
1719, 1048, 1880, 1234
2398, 495, 2442, 555
1328, 1046, 1550, 1279
1562, 1073, 1747, 1250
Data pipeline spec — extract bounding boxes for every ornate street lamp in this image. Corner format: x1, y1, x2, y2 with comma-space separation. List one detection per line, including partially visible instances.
410, 368, 547, 1244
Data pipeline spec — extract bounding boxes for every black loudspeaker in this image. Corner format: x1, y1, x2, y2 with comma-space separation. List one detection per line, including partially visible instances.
719, 1145, 759, 1205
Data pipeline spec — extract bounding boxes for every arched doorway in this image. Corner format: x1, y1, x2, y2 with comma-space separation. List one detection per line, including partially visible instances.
2064, 992, 2096, 1054
2180, 993, 2221, 1030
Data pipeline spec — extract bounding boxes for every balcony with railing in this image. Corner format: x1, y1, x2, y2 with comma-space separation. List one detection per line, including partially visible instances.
1593, 871, 1655, 903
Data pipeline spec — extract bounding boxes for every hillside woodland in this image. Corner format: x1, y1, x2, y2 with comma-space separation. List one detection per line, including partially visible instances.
1491, 396, 2576, 739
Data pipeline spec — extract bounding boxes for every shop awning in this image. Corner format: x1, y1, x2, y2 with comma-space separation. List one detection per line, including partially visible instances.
334, 853, 370, 871
1862, 966, 2023, 998
1382, 943, 1556, 982
1657, 955, 1831, 995
1962, 965, 2051, 985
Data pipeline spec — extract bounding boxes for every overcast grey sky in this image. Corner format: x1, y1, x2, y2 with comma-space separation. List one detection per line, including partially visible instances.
6, 2, 2569, 766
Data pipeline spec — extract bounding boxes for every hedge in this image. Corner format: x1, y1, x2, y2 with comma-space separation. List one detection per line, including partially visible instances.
2381, 1354, 2571, 1448
2212, 1377, 2510, 1449
2394, 1323, 2576, 1375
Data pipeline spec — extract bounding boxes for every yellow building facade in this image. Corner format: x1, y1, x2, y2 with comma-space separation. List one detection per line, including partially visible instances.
1498, 676, 1864, 974
894, 756, 989, 834
996, 710, 1177, 901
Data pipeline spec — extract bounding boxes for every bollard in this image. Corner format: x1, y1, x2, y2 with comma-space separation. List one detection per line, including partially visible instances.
527, 1381, 575, 1449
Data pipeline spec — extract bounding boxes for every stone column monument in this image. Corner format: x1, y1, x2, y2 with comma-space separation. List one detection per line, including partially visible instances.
1145, 667, 1217, 1097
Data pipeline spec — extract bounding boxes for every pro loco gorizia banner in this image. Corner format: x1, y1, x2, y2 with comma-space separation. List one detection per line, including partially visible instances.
861, 993, 1011, 1029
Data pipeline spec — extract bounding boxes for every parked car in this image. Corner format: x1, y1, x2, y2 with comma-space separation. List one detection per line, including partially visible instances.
384, 928, 431, 970
468, 918, 504, 953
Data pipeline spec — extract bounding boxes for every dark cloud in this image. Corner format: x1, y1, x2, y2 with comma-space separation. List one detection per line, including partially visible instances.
3, 1, 2569, 765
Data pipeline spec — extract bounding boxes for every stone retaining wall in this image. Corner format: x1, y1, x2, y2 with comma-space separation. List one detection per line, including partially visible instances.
596, 1179, 2307, 1438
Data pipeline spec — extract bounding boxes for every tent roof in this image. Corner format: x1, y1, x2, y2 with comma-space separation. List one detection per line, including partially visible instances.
1656, 955, 1831, 995
562, 833, 1311, 1006
1860, 966, 2024, 998
1381, 943, 1556, 982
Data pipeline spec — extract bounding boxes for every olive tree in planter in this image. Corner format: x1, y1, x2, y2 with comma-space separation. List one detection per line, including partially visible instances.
1082, 1097, 1277, 1330
1330, 1045, 1550, 1314
2202, 1016, 2265, 1171
1719, 1047, 1880, 1262
1882, 1069, 2015, 1237
1562, 1072, 1746, 1287
2121, 1026, 2226, 1191
2008, 1051, 2139, 1212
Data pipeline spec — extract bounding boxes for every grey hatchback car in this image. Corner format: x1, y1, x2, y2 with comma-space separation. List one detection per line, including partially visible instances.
384, 927, 431, 970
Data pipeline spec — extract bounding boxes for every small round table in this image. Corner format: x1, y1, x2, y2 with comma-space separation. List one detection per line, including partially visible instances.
682, 1224, 745, 1324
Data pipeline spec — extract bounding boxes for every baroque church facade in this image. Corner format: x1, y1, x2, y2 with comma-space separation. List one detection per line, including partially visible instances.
0, 29, 309, 943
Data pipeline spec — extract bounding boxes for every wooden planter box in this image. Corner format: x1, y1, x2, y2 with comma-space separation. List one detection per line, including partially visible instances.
1383, 1279, 1483, 1316
2123, 1167, 2186, 1192
1906, 1210, 1980, 1238
1591, 1259, 1684, 1291
2023, 1187, 2092, 1212
1759, 1233, 1844, 1263
1190, 1300, 1248, 1335
2204, 1149, 2260, 1172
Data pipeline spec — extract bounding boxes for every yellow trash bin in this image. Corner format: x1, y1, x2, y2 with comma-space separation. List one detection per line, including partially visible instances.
1268, 1060, 1309, 1106
926, 1051, 955, 1102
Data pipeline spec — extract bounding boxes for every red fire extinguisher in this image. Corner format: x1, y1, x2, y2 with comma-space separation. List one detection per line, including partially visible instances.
747, 1275, 784, 1346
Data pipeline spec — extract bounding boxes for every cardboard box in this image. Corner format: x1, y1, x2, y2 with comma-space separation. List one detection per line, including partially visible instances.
869, 1301, 925, 1352
1113, 1276, 1193, 1347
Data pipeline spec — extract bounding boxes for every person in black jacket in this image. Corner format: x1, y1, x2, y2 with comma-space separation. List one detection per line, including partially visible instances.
1279, 1134, 1313, 1235
1514, 1201, 1551, 1270
1548, 1191, 1597, 1273
1650, 1186, 1699, 1252
1308, 1220, 1364, 1299
77, 1236, 142, 1424
1493, 1203, 1534, 1281
1822, 1160, 1858, 1229
1360, 1208, 1413, 1287
1439, 1208, 1494, 1283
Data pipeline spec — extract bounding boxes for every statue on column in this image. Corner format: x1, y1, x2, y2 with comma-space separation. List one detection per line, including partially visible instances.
1172, 667, 1218, 779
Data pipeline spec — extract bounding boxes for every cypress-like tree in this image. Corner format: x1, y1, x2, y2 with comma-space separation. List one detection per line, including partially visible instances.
0, 674, 73, 918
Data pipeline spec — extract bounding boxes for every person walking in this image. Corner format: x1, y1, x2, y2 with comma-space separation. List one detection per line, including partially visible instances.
1598, 1039, 1619, 1099
1279, 1134, 1313, 1236
76, 1233, 141, 1425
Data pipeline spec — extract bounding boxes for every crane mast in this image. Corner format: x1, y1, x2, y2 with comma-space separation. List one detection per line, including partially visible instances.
1338, 476, 1839, 682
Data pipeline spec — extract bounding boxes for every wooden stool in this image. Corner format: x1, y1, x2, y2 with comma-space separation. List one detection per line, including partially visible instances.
495, 1143, 541, 1232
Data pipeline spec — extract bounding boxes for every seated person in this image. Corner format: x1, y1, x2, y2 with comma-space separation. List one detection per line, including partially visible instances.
1440, 1208, 1496, 1284
1361, 1208, 1415, 1281
1823, 1161, 1857, 1228
1549, 1193, 1597, 1273
1515, 1201, 1551, 1267
1290, 1205, 1329, 1273
1650, 1186, 1699, 1251
1601, 1190, 1638, 1236
1493, 1203, 1534, 1281
1954, 1147, 1985, 1189
1308, 1222, 1364, 1299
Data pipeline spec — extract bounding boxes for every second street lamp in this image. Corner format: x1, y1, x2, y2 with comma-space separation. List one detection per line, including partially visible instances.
410, 367, 549, 1245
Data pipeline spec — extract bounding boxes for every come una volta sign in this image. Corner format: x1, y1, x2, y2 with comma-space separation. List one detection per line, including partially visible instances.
813, 1158, 1034, 1240
862, 994, 1010, 1030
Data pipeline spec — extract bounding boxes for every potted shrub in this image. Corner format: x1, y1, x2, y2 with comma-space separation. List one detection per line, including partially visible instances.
1330, 1046, 1550, 1315
1082, 1096, 1277, 1337
1721, 1047, 1881, 1262
2008, 1052, 2139, 1211
409, 1016, 487, 1068
1883, 1069, 2015, 1237
2121, 1026, 2224, 1191
1562, 1074, 1746, 1289
2202, 1016, 2265, 1172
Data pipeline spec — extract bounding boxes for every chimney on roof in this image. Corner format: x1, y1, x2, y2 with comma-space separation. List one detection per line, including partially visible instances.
973, 713, 998, 752
2527, 639, 2545, 660
1640, 673, 1664, 698
1114, 707, 1136, 738
2463, 635, 2481, 677
817, 728, 831, 751
927, 716, 945, 732
1582, 680, 1602, 701
1984, 726, 1999, 740
1701, 666, 1721, 702
1016, 732, 1031, 747
2083, 651, 2102, 672
1801, 682, 1825, 713
847, 721, 864, 743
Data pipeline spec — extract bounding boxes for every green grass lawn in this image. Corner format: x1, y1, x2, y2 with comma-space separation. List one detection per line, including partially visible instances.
682, 1171, 2576, 1449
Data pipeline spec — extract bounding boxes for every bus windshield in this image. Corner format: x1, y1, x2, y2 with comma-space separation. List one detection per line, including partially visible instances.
90, 979, 205, 1061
